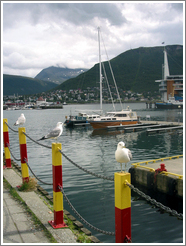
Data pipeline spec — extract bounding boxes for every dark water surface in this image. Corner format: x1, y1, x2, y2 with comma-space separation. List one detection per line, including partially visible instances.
3, 103, 183, 243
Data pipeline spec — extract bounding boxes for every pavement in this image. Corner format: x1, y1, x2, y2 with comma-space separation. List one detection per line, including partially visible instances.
3, 168, 77, 244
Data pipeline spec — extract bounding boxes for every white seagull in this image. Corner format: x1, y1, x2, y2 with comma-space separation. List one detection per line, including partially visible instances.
14, 113, 26, 126
38, 122, 63, 141
115, 141, 132, 172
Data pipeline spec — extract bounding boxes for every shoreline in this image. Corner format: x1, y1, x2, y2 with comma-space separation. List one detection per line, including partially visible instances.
3, 158, 101, 243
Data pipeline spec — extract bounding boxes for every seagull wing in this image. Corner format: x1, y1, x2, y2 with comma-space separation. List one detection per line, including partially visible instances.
37, 124, 63, 141
14, 116, 23, 125
127, 149, 132, 161
15, 114, 26, 125
19, 116, 25, 124
14, 120, 18, 126
45, 127, 61, 139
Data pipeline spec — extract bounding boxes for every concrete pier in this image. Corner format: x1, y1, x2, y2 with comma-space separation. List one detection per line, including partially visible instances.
129, 156, 183, 213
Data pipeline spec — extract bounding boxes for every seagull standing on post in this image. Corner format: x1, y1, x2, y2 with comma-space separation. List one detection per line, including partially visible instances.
115, 141, 132, 172
14, 113, 26, 126
38, 122, 63, 142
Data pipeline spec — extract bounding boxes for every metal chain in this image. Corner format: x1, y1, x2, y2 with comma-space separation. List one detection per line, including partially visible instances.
6, 125, 113, 181
22, 132, 51, 149
58, 185, 115, 236
5, 122, 51, 148
126, 182, 183, 220
5, 122, 18, 133
6, 143, 21, 161
24, 158, 53, 185
59, 150, 114, 181
5, 121, 182, 222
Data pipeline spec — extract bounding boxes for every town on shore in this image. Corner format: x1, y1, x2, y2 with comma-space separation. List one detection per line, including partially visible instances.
3, 87, 160, 110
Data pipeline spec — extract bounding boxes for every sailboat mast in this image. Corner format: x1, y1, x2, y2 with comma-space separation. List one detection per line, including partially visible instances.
98, 27, 102, 111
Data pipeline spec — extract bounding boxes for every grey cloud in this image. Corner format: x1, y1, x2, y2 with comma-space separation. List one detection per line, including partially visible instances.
61, 3, 127, 26
3, 2, 183, 78
131, 2, 183, 23
3, 3, 43, 28
170, 3, 183, 12
3, 2, 127, 29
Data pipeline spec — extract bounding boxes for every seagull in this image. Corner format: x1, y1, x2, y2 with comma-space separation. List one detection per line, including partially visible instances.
38, 122, 63, 141
115, 141, 132, 172
14, 113, 26, 126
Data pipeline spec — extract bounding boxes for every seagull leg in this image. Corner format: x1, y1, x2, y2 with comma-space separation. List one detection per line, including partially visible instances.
120, 163, 122, 172
125, 163, 127, 173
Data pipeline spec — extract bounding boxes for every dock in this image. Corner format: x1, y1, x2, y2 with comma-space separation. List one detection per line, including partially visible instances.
129, 156, 183, 213
107, 121, 183, 134
147, 125, 183, 134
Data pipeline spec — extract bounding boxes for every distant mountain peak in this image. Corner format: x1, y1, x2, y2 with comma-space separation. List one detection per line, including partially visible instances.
35, 66, 88, 84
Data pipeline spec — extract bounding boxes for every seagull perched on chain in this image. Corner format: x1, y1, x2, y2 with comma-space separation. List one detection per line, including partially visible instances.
14, 113, 26, 126
115, 141, 132, 172
38, 122, 63, 142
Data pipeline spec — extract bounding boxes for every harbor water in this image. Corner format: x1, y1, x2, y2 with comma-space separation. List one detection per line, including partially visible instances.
3, 103, 183, 243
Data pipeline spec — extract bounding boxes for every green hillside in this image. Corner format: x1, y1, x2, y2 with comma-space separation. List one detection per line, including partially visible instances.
3, 45, 183, 96
3, 74, 57, 96
54, 45, 183, 93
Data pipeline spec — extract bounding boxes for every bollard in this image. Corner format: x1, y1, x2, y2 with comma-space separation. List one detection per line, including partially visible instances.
115, 172, 131, 243
18, 127, 29, 183
48, 143, 67, 228
3, 119, 12, 168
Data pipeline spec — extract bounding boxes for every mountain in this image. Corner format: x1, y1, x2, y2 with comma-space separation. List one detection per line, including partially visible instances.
53, 45, 183, 93
3, 45, 183, 96
3, 74, 57, 96
35, 66, 88, 84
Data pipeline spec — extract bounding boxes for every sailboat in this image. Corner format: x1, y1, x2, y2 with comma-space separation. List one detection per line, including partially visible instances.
89, 27, 139, 130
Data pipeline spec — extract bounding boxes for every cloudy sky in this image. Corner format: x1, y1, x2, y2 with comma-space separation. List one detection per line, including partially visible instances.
2, 1, 184, 78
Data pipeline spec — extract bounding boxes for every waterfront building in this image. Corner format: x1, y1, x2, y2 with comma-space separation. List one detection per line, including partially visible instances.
155, 48, 183, 102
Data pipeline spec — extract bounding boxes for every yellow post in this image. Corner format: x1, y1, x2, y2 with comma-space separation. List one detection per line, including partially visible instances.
48, 143, 67, 228
3, 119, 11, 168
115, 172, 131, 243
18, 127, 29, 183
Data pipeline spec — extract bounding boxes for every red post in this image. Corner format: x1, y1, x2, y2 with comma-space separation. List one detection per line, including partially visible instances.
18, 128, 29, 183
115, 172, 131, 243
48, 143, 67, 228
3, 119, 12, 168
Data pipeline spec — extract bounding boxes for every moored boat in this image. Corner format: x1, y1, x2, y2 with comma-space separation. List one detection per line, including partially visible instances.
64, 111, 101, 127
89, 106, 139, 129
155, 97, 183, 109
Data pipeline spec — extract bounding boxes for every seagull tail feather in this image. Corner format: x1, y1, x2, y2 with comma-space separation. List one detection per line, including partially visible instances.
37, 136, 46, 141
